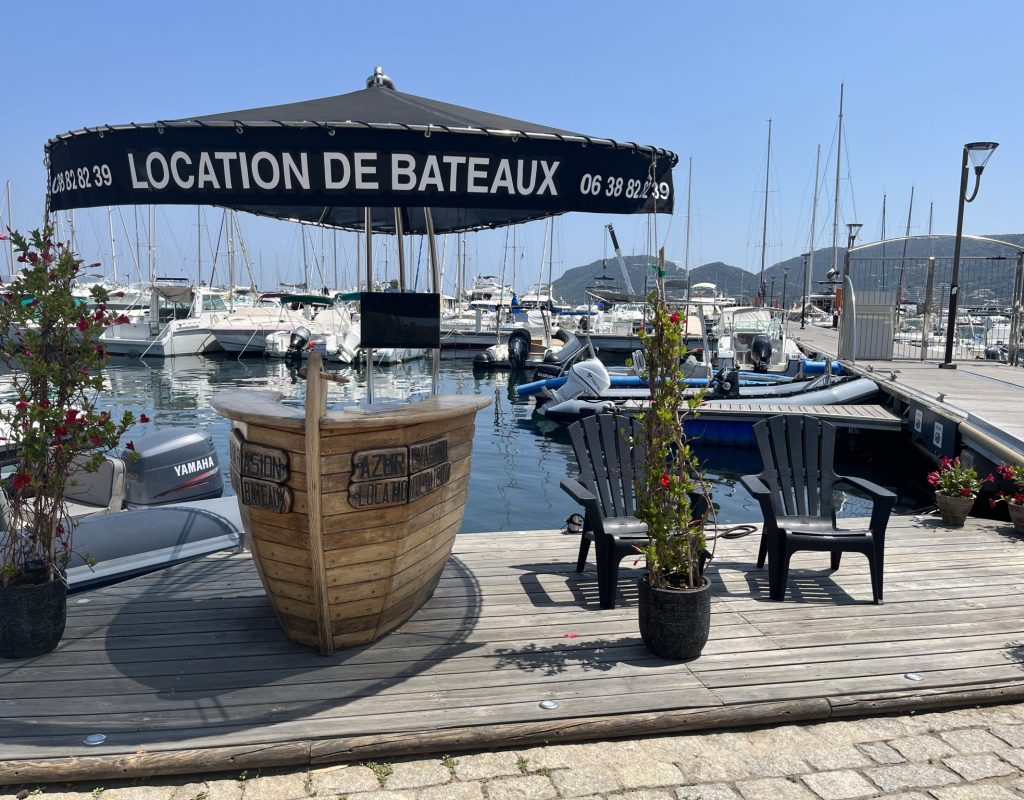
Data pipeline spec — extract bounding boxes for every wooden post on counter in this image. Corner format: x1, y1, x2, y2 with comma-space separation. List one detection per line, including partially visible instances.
304, 351, 333, 654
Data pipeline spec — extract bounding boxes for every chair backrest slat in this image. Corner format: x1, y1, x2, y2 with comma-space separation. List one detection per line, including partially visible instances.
754, 415, 839, 520
567, 414, 642, 520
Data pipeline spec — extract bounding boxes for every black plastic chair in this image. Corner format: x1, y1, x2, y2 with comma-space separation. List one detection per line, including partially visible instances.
561, 414, 648, 609
740, 415, 896, 604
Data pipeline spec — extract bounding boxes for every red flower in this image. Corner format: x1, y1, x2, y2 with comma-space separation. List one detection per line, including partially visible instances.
39, 399, 49, 409
89, 435, 102, 446
54, 425, 67, 437
660, 473, 671, 488
139, 414, 150, 423
92, 308, 105, 321
959, 487, 972, 497
125, 441, 135, 451
670, 312, 680, 324
114, 315, 130, 324
12, 473, 31, 490
308, 341, 316, 350
15, 399, 27, 412
76, 317, 90, 332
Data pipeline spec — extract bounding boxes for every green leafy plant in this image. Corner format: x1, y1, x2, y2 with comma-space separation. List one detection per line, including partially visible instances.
0, 225, 138, 587
926, 457, 981, 498
635, 290, 711, 589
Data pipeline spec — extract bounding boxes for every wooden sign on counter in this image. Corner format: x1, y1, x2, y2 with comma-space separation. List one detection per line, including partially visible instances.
349, 436, 452, 509
230, 428, 291, 513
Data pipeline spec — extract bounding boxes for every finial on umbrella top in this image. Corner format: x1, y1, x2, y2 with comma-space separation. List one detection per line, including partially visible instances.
366, 66, 395, 90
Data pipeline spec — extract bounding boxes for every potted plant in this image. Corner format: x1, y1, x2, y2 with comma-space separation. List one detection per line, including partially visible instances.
634, 289, 713, 660
0, 225, 136, 659
988, 462, 1024, 534
927, 456, 981, 526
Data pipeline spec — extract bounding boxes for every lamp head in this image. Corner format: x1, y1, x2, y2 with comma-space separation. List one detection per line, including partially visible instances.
847, 223, 863, 242
966, 142, 998, 172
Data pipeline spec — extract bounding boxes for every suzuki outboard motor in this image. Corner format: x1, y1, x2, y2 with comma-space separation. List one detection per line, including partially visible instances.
709, 368, 741, 399
547, 358, 611, 404
750, 333, 773, 373
123, 428, 224, 508
507, 328, 532, 371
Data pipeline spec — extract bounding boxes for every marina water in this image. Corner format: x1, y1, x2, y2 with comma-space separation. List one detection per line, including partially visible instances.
2, 355, 922, 532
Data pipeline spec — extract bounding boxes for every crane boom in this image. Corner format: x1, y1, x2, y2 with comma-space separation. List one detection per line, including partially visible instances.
604, 223, 635, 296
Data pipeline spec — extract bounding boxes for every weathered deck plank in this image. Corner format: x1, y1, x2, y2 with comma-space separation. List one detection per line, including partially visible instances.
3, 514, 1024, 785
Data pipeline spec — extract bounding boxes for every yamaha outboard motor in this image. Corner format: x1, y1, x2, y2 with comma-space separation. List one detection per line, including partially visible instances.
750, 333, 773, 373
287, 325, 311, 360
507, 328, 532, 371
123, 428, 224, 508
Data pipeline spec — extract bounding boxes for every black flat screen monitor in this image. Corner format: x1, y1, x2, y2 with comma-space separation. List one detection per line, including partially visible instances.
359, 292, 441, 349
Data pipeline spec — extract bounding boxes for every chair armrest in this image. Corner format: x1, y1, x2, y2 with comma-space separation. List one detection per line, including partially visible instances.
835, 474, 897, 533
560, 476, 596, 505
739, 474, 778, 528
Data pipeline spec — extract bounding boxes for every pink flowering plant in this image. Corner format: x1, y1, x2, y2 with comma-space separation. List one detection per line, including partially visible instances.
634, 292, 712, 590
0, 224, 139, 587
989, 463, 1024, 506
926, 457, 982, 499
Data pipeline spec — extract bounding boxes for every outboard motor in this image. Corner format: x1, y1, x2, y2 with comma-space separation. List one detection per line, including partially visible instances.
123, 428, 224, 508
985, 344, 1009, 363
708, 368, 741, 399
547, 358, 611, 404
507, 328, 532, 371
750, 333, 773, 373
287, 325, 312, 360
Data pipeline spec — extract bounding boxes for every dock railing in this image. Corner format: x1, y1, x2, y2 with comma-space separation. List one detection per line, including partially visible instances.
847, 237, 1024, 365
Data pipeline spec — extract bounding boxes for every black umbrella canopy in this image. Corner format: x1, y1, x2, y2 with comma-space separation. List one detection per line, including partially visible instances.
46, 68, 677, 234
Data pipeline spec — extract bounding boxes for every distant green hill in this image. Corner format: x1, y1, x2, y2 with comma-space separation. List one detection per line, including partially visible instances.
551, 234, 1024, 305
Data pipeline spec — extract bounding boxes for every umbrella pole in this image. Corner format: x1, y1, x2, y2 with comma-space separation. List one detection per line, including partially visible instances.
394, 208, 406, 292
364, 207, 374, 404
424, 207, 440, 396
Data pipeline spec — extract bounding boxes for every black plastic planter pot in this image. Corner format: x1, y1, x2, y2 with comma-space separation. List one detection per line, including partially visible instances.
637, 576, 711, 660
0, 578, 67, 659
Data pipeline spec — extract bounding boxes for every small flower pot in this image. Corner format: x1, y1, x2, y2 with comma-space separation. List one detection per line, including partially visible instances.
0, 578, 67, 659
935, 492, 975, 526
1007, 501, 1024, 534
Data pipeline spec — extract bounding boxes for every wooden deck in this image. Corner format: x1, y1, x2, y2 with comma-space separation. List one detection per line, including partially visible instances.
695, 402, 900, 430
4, 517, 1024, 784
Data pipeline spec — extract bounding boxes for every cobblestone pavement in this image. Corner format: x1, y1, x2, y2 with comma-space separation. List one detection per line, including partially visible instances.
15, 703, 1024, 799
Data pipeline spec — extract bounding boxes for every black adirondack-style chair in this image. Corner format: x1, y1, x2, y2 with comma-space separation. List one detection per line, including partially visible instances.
561, 414, 648, 609
740, 415, 896, 604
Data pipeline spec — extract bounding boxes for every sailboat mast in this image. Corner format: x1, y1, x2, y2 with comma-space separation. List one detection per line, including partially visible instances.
107, 206, 117, 286
880, 193, 887, 290
197, 208, 203, 287
806, 144, 821, 317
896, 185, 915, 306
684, 156, 693, 303
759, 119, 772, 304
5, 182, 15, 278
831, 83, 845, 277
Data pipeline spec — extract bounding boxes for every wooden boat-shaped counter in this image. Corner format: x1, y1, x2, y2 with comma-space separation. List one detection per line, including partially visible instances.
212, 353, 491, 653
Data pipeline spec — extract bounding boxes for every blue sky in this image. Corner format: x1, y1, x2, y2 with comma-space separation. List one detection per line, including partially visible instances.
3, 1, 1021, 292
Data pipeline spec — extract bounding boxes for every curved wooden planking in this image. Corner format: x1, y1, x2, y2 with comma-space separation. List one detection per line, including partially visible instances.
215, 352, 491, 653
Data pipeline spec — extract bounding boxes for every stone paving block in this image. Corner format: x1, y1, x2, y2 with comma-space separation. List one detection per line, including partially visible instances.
744, 724, 822, 754
990, 723, 1024, 748
803, 720, 878, 746
674, 751, 755, 783
734, 776, 816, 800
863, 763, 961, 792
547, 764, 621, 798
615, 759, 686, 789
928, 784, 1021, 800
201, 780, 245, 800
870, 794, 931, 800
803, 745, 872, 771
515, 744, 606, 771
855, 741, 905, 765
84, 787, 177, 800
383, 759, 452, 789
853, 716, 926, 739
168, 783, 210, 800
235, 773, 308, 800
483, 774, 558, 800
675, 783, 741, 800
740, 752, 810, 778
308, 763, 381, 794
938, 727, 1010, 753
996, 746, 1024, 770
799, 770, 877, 800
418, 782, 485, 800
453, 751, 523, 779
886, 733, 959, 761
335, 789, 417, 800
614, 791, 677, 800
941, 753, 1017, 781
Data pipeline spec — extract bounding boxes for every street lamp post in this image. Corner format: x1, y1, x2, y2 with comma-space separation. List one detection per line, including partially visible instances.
800, 252, 811, 329
941, 141, 999, 368
837, 223, 862, 355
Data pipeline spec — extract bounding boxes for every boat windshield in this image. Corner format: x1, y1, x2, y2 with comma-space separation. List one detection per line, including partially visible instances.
202, 294, 228, 312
